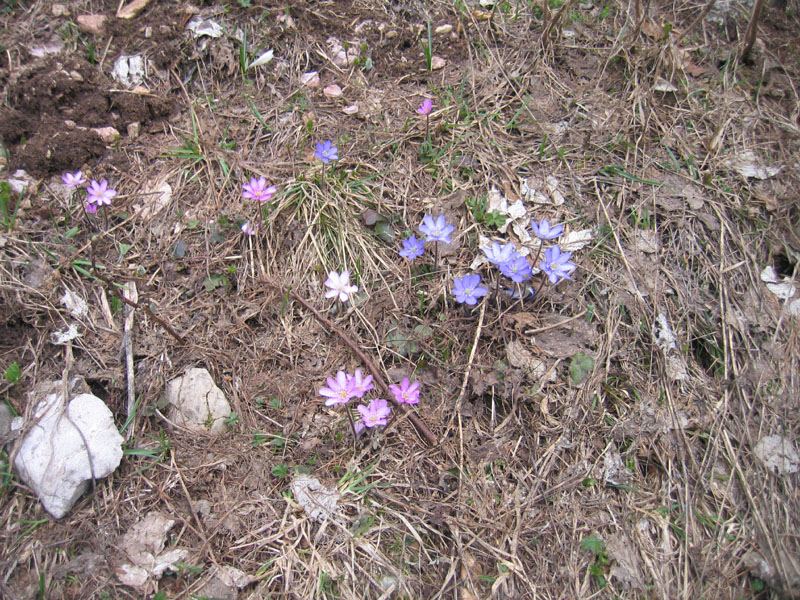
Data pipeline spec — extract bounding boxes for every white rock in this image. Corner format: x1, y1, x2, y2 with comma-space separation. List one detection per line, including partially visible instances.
323, 84, 342, 97
342, 104, 359, 115
111, 55, 146, 87
12, 386, 124, 519
91, 126, 120, 143
300, 71, 320, 88
431, 56, 446, 70
165, 368, 231, 435
76, 14, 107, 36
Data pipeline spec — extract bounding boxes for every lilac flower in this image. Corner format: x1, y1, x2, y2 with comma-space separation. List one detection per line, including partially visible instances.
324, 269, 358, 302
86, 179, 116, 208
242, 177, 277, 203
540, 245, 577, 284
241, 221, 258, 236
452, 273, 488, 306
85, 201, 99, 214
389, 377, 420, 405
399, 235, 425, 260
499, 256, 533, 283
62, 171, 86, 188
417, 98, 433, 115
315, 140, 339, 164
482, 241, 518, 266
347, 368, 374, 399
319, 370, 357, 406
531, 218, 564, 240
504, 286, 536, 300
357, 398, 392, 428
419, 214, 455, 244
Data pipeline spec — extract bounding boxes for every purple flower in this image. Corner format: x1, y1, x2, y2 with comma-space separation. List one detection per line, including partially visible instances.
347, 368, 374, 399
62, 171, 86, 188
482, 241, 518, 266
452, 273, 488, 306
315, 140, 339, 164
86, 179, 116, 207
241, 221, 258, 236
389, 377, 420, 405
499, 256, 533, 283
85, 201, 99, 214
417, 98, 433, 115
242, 177, 277, 203
319, 370, 357, 406
357, 398, 392, 428
324, 269, 358, 302
540, 245, 577, 284
531, 218, 564, 240
419, 214, 455, 244
504, 286, 536, 300
399, 235, 425, 260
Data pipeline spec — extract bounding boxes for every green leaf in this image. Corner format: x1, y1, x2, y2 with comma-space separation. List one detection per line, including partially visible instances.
3, 362, 21, 384
569, 352, 595, 384
581, 536, 606, 555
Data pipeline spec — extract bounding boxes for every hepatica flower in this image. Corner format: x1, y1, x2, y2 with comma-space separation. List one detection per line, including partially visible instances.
482, 241, 518, 266
452, 273, 488, 306
419, 214, 454, 244
531, 218, 564, 240
242, 177, 277, 203
315, 140, 339, 164
399, 235, 425, 260
324, 269, 358, 302
86, 179, 116, 208
62, 171, 86, 188
389, 377, 421, 405
540, 245, 577, 284
500, 256, 533, 283
319, 370, 356, 406
417, 98, 433, 115
241, 221, 258, 236
357, 398, 392, 428
347, 368, 374, 399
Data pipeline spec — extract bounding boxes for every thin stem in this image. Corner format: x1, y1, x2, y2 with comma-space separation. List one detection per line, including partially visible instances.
345, 407, 359, 440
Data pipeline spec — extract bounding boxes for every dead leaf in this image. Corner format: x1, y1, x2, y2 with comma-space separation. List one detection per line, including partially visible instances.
754, 435, 800, 475
291, 474, 339, 522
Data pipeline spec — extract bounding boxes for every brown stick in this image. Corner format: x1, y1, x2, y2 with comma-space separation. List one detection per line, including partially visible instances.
740, 0, 765, 61
265, 279, 438, 447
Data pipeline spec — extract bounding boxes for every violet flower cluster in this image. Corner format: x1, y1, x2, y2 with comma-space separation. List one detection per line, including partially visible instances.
398, 213, 455, 262
319, 368, 422, 435
62, 171, 117, 216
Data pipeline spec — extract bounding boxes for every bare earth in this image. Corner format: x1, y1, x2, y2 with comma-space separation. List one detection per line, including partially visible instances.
1, 0, 799, 598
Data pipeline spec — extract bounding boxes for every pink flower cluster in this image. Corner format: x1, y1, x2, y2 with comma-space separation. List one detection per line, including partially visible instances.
319, 369, 421, 435
62, 171, 117, 215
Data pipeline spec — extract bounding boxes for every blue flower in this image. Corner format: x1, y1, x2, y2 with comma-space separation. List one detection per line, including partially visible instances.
419, 214, 455, 244
499, 256, 533, 283
482, 241, 518, 266
531, 218, 564, 240
315, 140, 339, 163
452, 273, 488, 306
539, 245, 577, 284
399, 235, 425, 260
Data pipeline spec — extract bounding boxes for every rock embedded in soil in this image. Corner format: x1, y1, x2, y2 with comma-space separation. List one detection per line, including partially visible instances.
11, 380, 124, 519
164, 367, 231, 435
76, 14, 107, 36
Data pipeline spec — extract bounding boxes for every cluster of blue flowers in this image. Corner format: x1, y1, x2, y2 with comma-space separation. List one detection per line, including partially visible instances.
399, 215, 577, 307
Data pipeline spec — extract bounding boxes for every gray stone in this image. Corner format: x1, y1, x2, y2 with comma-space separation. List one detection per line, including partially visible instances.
165, 368, 230, 436
12, 385, 124, 519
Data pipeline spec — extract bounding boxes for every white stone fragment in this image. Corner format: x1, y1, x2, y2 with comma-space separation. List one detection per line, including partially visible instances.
754, 435, 800, 475
323, 84, 343, 97
12, 388, 124, 518
111, 55, 146, 87
342, 104, 359, 115
186, 17, 223, 38
165, 368, 231, 435
115, 512, 190, 589
300, 71, 320, 87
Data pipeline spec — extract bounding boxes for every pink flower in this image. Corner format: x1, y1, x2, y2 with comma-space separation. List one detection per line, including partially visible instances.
242, 177, 277, 203
319, 370, 356, 406
347, 368, 374, 398
417, 98, 433, 115
389, 377, 420, 405
241, 221, 258, 236
62, 171, 86, 188
324, 270, 358, 303
357, 398, 391, 428
86, 179, 116, 207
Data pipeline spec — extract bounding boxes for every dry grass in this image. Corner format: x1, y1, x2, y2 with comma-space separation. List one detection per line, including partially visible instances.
1, 0, 800, 598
